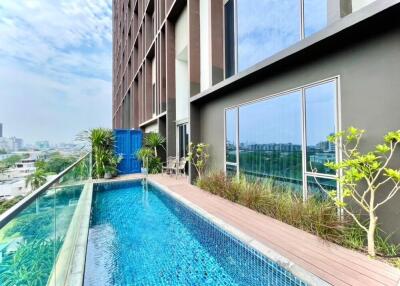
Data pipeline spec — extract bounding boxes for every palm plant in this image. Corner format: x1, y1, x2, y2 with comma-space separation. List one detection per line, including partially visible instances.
25, 169, 47, 191
144, 132, 166, 157
78, 128, 117, 178
136, 148, 153, 170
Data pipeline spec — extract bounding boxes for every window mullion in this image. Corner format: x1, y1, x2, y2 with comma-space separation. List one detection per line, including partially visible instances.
301, 87, 308, 201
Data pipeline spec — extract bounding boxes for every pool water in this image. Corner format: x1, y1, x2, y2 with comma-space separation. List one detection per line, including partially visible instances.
84, 180, 307, 286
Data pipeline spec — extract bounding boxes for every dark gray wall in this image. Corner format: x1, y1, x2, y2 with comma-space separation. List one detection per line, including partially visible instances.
194, 12, 400, 241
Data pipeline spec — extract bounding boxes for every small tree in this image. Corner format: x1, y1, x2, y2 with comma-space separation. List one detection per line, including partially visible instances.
187, 142, 210, 180
321, 127, 400, 257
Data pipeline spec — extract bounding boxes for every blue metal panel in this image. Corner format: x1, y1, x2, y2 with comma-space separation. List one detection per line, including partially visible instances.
114, 129, 142, 174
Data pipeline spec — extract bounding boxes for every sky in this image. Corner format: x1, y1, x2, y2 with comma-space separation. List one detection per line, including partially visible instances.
0, 0, 113, 145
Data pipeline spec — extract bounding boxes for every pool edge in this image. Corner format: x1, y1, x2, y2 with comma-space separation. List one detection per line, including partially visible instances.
148, 178, 332, 286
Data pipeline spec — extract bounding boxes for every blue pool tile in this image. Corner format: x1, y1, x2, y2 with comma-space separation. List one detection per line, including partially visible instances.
84, 180, 308, 286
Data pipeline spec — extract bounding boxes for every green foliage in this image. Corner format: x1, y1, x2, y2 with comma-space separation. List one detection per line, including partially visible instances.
137, 133, 166, 174
0, 149, 6, 154
0, 239, 62, 286
36, 153, 77, 174
79, 128, 118, 178
25, 169, 47, 191
4, 210, 53, 239
197, 172, 400, 264
0, 197, 23, 215
144, 132, 166, 157
323, 127, 400, 256
0, 155, 25, 168
375, 233, 400, 257
188, 142, 210, 180
197, 172, 342, 243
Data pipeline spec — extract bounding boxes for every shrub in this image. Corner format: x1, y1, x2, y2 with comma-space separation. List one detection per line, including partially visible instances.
197, 172, 400, 265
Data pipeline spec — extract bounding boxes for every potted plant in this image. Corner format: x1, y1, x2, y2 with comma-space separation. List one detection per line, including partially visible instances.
136, 148, 153, 175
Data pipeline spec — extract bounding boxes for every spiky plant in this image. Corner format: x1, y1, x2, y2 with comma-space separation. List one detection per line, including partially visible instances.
144, 132, 166, 157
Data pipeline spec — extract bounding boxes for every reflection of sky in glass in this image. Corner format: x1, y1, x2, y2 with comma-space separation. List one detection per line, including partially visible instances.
305, 81, 336, 174
304, 0, 328, 37
239, 91, 302, 145
305, 81, 336, 146
237, 0, 300, 71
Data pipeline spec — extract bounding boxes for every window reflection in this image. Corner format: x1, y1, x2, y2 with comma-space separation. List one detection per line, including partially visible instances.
307, 176, 336, 201
224, 0, 235, 78
226, 164, 238, 178
304, 0, 328, 37
225, 108, 237, 163
238, 92, 302, 187
237, 0, 300, 71
305, 81, 336, 174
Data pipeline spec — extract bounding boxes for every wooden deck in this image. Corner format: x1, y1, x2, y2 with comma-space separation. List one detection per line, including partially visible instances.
117, 174, 400, 286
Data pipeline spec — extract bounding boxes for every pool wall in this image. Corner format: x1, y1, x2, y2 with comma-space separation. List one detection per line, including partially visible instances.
148, 178, 330, 286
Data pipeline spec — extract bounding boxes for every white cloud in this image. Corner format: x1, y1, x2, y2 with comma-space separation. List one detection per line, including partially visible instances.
0, 0, 113, 144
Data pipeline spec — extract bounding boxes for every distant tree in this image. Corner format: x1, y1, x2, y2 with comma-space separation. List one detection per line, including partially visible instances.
0, 163, 6, 175
1, 155, 23, 168
25, 169, 47, 191
0, 149, 7, 154
40, 154, 77, 174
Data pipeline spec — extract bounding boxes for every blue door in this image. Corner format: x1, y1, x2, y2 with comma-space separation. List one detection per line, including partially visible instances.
114, 129, 142, 174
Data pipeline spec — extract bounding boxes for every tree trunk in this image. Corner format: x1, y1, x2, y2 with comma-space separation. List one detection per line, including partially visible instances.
367, 214, 377, 257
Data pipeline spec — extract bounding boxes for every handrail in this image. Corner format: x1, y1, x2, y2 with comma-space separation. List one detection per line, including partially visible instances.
0, 152, 91, 229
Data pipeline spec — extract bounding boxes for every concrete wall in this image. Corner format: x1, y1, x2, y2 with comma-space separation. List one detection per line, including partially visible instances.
352, 0, 377, 12
195, 17, 400, 240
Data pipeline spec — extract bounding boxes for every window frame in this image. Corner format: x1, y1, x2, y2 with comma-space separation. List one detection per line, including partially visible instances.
224, 76, 341, 201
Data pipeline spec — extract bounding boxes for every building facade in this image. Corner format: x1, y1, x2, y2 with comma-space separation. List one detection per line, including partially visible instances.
112, 0, 400, 240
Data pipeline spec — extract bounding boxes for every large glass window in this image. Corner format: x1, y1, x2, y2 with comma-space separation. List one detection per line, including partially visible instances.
304, 0, 328, 37
225, 108, 238, 163
225, 78, 338, 200
305, 81, 336, 174
238, 91, 303, 188
237, 0, 301, 72
226, 0, 331, 75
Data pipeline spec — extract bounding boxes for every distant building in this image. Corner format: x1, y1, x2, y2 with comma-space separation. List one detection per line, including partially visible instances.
10, 137, 23, 151
35, 141, 50, 150
0, 123, 3, 138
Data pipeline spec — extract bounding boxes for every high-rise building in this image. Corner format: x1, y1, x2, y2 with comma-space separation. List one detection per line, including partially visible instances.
112, 0, 400, 239
0, 123, 3, 138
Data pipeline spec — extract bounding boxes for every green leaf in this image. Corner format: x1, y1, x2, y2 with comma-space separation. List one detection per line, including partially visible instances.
385, 168, 400, 182
375, 144, 391, 154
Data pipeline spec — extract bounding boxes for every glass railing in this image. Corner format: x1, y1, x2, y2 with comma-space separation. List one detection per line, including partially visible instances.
0, 153, 91, 286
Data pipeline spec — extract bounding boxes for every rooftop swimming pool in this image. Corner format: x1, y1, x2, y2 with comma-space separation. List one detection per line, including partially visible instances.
84, 180, 307, 286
